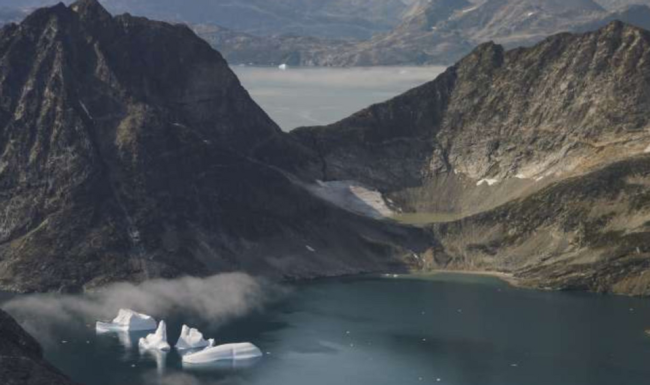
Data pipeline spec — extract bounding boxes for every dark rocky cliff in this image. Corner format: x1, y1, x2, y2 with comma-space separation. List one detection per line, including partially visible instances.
292, 21, 650, 295
0, 309, 78, 385
0, 0, 430, 293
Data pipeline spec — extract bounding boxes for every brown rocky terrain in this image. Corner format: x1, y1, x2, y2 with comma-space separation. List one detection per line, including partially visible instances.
292, 21, 650, 295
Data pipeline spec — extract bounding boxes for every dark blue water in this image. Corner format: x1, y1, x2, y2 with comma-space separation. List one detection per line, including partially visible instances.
4, 274, 650, 385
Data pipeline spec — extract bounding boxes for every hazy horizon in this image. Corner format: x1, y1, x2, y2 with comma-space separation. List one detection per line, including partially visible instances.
233, 66, 447, 131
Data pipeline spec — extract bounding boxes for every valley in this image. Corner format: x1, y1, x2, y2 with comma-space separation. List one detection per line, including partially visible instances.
0, 1, 650, 384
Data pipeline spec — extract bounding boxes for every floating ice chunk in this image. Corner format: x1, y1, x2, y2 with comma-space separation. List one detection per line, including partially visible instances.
176, 325, 210, 351
278, 63, 287, 70
182, 342, 262, 365
96, 309, 157, 332
139, 321, 171, 351
476, 178, 499, 186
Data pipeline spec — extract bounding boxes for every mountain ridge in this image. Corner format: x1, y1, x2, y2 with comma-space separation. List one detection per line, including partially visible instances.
0, 0, 430, 293
291, 20, 650, 295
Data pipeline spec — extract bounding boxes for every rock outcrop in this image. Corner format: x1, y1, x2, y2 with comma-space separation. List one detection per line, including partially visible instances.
0, 0, 430, 292
292, 21, 650, 295
0, 309, 78, 385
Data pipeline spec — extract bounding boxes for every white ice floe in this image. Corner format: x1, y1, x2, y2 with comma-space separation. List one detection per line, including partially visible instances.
138, 321, 171, 351
182, 342, 262, 365
96, 309, 157, 332
476, 178, 499, 187
278, 64, 287, 70
176, 325, 211, 351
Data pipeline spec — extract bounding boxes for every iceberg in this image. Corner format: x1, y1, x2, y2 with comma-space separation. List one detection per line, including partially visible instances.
175, 325, 211, 351
182, 342, 262, 365
138, 321, 171, 351
96, 308, 157, 332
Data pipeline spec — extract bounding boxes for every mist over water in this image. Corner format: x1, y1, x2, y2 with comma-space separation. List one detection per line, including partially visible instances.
3, 273, 284, 345
232, 66, 447, 131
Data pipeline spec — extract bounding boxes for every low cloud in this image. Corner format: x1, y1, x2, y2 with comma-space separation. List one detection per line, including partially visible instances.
3, 273, 284, 343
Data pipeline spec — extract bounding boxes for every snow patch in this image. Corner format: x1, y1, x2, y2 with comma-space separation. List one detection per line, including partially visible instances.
306, 180, 393, 219
139, 321, 171, 351
96, 309, 157, 332
182, 342, 262, 365
176, 325, 210, 351
476, 178, 499, 187
526, 11, 536, 18
79, 101, 93, 120
460, 5, 478, 14
645, 145, 650, 153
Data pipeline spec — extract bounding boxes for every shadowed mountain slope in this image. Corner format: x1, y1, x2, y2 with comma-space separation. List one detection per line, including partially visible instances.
0, 0, 430, 292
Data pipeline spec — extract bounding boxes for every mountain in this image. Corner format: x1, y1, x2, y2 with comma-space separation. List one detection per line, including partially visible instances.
0, 0, 430, 293
193, 24, 356, 67
0, 0, 413, 40
596, 0, 650, 9
201, 0, 650, 66
3, 1, 649, 67
0, 309, 78, 385
291, 21, 650, 295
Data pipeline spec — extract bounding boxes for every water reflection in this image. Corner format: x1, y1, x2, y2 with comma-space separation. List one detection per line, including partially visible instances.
139, 347, 168, 375
183, 357, 262, 371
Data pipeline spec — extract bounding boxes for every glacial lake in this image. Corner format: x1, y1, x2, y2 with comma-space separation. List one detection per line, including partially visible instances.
232, 66, 447, 131
3, 274, 650, 385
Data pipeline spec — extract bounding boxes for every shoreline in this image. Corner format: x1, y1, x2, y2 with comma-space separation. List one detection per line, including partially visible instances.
410, 269, 520, 287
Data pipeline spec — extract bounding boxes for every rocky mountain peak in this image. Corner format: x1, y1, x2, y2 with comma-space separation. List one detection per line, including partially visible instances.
0, 1, 426, 292
70, 0, 112, 24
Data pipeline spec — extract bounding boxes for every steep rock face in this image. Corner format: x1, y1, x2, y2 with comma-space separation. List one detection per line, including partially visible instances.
292, 22, 650, 294
294, 22, 650, 211
0, 309, 78, 385
0, 0, 430, 292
